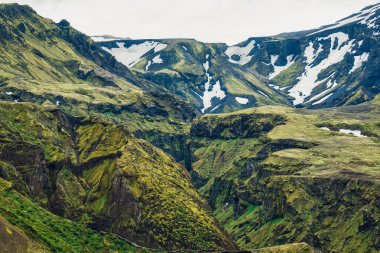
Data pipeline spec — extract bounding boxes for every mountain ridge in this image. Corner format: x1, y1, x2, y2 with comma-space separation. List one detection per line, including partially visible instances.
93, 2, 380, 112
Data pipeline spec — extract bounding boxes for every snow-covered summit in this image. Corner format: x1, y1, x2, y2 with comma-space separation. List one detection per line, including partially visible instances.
309, 3, 380, 35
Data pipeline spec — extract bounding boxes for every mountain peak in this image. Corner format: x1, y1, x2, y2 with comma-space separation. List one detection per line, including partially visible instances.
309, 2, 380, 36
0, 3, 36, 17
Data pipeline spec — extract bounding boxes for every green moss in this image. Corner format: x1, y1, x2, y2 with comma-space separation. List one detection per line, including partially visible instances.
0, 101, 234, 251
0, 178, 12, 192
190, 104, 380, 252
272, 61, 305, 88
0, 186, 139, 252
255, 242, 316, 253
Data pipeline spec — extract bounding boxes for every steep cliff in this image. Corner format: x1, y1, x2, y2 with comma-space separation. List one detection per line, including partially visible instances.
189, 105, 380, 252
0, 101, 236, 251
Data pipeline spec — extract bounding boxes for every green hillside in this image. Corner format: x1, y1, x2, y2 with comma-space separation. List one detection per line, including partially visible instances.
0, 178, 144, 253
190, 105, 380, 252
0, 101, 236, 251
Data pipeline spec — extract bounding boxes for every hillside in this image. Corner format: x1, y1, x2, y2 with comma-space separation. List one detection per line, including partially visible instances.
0, 4, 235, 251
0, 3, 198, 165
0, 101, 236, 251
189, 104, 380, 252
0, 178, 144, 253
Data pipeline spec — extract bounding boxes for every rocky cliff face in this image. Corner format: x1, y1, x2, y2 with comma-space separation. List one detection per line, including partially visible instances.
0, 177, 142, 252
0, 101, 236, 251
226, 3, 380, 109
189, 105, 380, 252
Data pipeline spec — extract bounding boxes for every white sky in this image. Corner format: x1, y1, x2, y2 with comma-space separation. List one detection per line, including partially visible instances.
1, 0, 379, 45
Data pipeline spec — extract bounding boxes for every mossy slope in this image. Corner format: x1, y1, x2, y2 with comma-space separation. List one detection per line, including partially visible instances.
190, 104, 380, 252
0, 3, 196, 165
0, 101, 236, 251
0, 178, 142, 253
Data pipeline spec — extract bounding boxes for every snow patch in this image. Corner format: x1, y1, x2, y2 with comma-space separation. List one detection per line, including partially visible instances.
349, 52, 369, 74
308, 83, 336, 105
192, 89, 202, 98
339, 129, 367, 138
270, 55, 279, 66
325, 78, 338, 89
312, 93, 334, 105
201, 55, 226, 112
235, 97, 249, 104
202, 78, 226, 113
203, 60, 210, 72
5, 91, 13, 95
309, 4, 380, 35
289, 32, 354, 105
258, 90, 270, 99
304, 42, 323, 64
154, 44, 167, 53
210, 104, 221, 112
320, 127, 331, 131
268, 55, 296, 80
146, 54, 164, 70
145, 61, 151, 71
102, 41, 167, 67
225, 40, 256, 65
268, 84, 280, 90
152, 54, 164, 64
183, 46, 188, 51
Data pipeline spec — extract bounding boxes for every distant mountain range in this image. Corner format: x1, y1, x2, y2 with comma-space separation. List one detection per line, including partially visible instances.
94, 3, 380, 112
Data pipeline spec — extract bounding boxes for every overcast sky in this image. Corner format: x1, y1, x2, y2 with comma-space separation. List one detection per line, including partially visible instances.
1, 0, 379, 45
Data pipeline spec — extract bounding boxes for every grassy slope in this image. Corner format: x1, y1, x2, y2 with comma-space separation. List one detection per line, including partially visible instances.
0, 178, 143, 253
190, 104, 380, 252
253, 242, 318, 253
0, 3, 196, 165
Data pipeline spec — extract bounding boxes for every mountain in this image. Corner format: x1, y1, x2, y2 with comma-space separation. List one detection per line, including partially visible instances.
0, 101, 235, 250
0, 3, 198, 166
96, 39, 290, 113
0, 2, 380, 253
0, 4, 235, 251
227, 3, 380, 108
94, 3, 380, 111
189, 103, 380, 252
